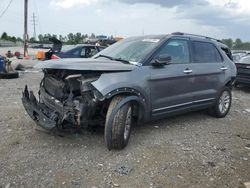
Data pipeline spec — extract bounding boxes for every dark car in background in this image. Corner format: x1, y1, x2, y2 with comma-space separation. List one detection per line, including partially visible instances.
235, 55, 250, 86
47, 44, 105, 60
44, 37, 105, 60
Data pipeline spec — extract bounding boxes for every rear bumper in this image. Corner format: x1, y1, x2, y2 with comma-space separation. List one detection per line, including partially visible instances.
22, 86, 58, 130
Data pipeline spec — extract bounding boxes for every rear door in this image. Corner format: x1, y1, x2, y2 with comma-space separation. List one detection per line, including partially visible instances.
149, 38, 195, 117
190, 40, 227, 103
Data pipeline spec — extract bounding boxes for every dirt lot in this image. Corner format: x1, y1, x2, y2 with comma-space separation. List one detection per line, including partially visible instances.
0, 61, 250, 188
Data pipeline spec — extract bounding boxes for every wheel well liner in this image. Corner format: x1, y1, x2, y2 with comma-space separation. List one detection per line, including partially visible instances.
103, 87, 148, 121
104, 87, 146, 100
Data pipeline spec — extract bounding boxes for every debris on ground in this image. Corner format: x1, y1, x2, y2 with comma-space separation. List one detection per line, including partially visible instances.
207, 161, 216, 167
244, 109, 250, 113
15, 63, 26, 71
114, 164, 133, 175
245, 144, 250, 150
0, 56, 19, 79
244, 182, 250, 188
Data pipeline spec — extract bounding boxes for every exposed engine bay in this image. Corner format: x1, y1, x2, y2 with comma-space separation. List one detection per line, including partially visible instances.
22, 69, 110, 130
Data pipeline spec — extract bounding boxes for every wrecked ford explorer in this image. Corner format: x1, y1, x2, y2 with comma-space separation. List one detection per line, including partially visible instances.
22, 32, 237, 150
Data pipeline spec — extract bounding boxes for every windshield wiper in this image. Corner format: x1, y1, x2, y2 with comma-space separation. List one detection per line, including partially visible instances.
113, 57, 130, 64
95, 55, 130, 64
94, 54, 115, 61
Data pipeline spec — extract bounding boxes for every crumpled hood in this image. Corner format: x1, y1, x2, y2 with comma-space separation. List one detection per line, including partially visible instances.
34, 58, 136, 71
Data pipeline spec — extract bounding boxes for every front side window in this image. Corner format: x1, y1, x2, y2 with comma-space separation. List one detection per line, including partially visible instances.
192, 41, 223, 63
155, 39, 190, 64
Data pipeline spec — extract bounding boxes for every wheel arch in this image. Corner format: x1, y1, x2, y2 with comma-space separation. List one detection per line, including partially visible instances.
224, 76, 236, 89
103, 88, 148, 123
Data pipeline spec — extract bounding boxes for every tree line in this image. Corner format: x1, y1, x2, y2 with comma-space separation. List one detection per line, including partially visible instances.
1, 32, 23, 43
1, 32, 109, 45
221, 38, 250, 50
1, 32, 250, 50
35, 33, 99, 44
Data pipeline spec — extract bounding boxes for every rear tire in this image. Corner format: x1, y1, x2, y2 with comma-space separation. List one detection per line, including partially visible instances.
208, 87, 232, 118
0, 72, 19, 79
105, 96, 133, 150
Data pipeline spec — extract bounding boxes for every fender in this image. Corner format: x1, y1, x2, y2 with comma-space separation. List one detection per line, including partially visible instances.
105, 96, 146, 150
91, 69, 152, 121
104, 87, 146, 100
92, 86, 150, 122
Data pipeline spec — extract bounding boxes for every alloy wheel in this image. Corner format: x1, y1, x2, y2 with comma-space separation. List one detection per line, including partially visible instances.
218, 91, 231, 114
124, 106, 132, 140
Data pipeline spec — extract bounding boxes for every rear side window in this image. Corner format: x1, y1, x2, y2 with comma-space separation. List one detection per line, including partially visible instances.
192, 41, 223, 63
221, 47, 233, 60
69, 47, 82, 56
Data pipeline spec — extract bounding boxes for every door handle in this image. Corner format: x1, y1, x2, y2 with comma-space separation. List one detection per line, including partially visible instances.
183, 69, 193, 74
220, 67, 228, 71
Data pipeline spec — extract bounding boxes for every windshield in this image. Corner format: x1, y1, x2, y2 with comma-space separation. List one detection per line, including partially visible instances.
93, 37, 161, 64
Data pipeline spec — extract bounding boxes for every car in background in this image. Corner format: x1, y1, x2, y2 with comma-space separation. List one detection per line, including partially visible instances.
31, 43, 53, 49
235, 55, 250, 86
46, 44, 105, 60
232, 50, 250, 63
232, 50, 250, 55
44, 37, 105, 60
233, 54, 243, 63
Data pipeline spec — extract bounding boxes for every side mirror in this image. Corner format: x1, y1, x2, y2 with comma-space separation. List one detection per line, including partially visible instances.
151, 55, 172, 67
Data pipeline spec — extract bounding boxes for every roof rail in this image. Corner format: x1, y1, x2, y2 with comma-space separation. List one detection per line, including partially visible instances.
171, 32, 222, 43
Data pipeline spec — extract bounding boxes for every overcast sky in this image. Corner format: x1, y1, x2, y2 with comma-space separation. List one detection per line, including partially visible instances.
1, 0, 250, 40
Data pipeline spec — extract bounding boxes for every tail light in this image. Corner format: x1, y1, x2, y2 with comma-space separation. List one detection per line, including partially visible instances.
51, 54, 60, 60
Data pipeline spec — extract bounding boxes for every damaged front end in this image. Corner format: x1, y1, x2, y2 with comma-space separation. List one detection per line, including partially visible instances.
22, 69, 106, 130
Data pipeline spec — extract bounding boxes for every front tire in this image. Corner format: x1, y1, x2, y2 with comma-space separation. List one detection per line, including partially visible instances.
209, 87, 232, 118
105, 96, 133, 150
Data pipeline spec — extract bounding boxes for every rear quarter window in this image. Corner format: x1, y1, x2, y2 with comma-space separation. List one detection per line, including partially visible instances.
222, 48, 233, 61
192, 41, 223, 63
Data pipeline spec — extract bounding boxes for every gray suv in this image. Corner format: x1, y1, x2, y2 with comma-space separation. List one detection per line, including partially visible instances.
22, 32, 237, 150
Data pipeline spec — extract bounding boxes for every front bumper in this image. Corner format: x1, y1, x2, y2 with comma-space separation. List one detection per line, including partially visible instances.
236, 76, 250, 86
22, 86, 58, 130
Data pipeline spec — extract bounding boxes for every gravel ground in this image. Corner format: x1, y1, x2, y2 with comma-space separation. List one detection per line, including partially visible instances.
0, 62, 250, 188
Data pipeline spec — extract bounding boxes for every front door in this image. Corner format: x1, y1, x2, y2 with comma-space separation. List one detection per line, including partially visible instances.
149, 38, 195, 117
